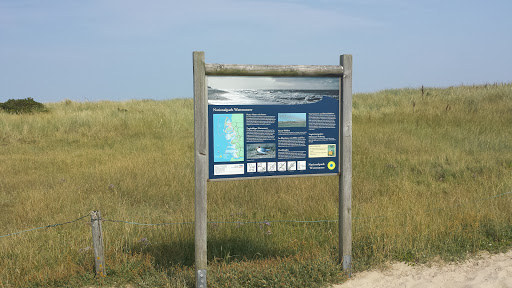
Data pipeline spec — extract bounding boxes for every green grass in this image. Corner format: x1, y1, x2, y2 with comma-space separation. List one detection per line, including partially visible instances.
1, 83, 512, 287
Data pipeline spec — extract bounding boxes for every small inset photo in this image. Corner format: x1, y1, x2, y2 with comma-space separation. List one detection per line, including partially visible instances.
247, 143, 276, 159
278, 113, 306, 128
328, 144, 336, 157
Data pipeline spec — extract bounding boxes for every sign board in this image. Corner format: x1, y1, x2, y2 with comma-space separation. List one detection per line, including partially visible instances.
193, 52, 352, 288
208, 77, 340, 180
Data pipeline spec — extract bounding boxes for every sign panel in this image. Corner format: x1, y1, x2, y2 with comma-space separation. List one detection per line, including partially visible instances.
208, 76, 339, 180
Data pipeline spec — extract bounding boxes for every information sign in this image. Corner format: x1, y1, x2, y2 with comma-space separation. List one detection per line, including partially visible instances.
207, 77, 340, 180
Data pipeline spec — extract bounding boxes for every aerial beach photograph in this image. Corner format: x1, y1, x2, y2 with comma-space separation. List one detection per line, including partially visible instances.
1, 1, 512, 287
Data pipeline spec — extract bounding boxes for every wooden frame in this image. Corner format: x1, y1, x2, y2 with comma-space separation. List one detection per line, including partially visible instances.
193, 51, 352, 287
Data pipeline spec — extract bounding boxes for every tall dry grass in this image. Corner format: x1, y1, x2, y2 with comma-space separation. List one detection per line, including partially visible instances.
0, 84, 511, 287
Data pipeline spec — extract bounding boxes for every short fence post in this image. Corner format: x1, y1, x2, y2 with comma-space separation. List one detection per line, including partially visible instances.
90, 210, 106, 277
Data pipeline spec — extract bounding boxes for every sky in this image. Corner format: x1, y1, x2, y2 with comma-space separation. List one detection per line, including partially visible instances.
1, 0, 511, 103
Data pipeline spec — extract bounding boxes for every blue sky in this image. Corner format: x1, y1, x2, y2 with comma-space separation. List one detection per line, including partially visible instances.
1, 0, 511, 103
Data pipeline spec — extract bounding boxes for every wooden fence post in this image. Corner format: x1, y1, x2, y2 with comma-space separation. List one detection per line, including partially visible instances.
339, 54, 352, 276
90, 210, 106, 277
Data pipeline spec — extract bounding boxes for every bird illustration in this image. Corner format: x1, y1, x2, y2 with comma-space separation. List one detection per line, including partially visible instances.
256, 146, 269, 155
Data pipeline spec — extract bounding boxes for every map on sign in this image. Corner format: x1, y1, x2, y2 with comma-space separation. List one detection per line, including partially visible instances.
213, 114, 244, 162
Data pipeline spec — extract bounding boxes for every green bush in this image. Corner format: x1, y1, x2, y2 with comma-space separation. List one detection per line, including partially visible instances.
0, 97, 47, 114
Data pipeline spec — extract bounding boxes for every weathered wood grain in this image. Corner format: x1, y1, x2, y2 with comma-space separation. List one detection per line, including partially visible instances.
90, 211, 106, 277
193, 51, 208, 287
205, 64, 343, 77
339, 54, 353, 276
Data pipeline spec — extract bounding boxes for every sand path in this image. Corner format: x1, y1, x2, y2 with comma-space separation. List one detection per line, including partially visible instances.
333, 249, 512, 288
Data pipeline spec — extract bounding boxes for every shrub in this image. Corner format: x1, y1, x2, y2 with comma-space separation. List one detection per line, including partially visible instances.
0, 98, 47, 114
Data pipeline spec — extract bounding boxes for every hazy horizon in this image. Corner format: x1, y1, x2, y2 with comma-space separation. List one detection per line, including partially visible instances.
1, 1, 511, 103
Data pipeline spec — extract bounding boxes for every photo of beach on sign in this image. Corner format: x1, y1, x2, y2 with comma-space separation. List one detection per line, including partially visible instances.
278, 113, 306, 128
208, 76, 339, 105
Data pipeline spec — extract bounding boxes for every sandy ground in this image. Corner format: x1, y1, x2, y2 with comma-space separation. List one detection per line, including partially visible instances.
333, 249, 512, 288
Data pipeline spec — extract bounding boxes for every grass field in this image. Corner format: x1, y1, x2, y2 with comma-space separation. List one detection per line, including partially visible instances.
1, 84, 511, 287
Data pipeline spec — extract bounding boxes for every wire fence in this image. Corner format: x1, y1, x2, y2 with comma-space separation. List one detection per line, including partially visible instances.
0, 214, 89, 239
1, 190, 511, 239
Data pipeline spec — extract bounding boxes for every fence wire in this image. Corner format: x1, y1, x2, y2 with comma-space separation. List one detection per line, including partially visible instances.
1, 190, 511, 239
102, 219, 194, 226
0, 214, 89, 239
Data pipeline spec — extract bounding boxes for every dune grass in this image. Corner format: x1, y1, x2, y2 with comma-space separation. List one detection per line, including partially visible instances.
0, 83, 511, 287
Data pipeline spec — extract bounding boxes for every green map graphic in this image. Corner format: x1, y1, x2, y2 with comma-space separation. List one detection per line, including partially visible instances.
213, 114, 244, 162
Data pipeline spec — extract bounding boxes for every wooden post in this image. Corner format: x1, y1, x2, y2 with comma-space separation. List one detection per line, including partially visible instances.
339, 54, 352, 276
90, 210, 106, 277
193, 51, 208, 288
